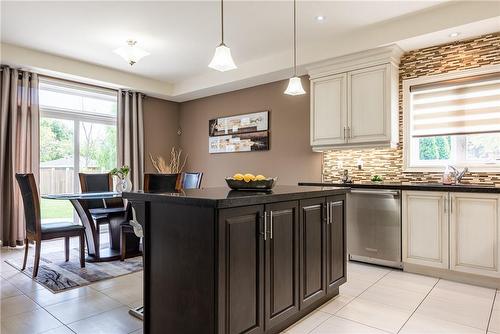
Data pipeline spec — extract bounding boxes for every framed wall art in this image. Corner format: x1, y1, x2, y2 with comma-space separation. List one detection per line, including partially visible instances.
208, 111, 269, 153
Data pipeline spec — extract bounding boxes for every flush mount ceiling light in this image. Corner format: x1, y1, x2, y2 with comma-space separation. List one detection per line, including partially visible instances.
315, 15, 326, 21
208, 0, 237, 72
114, 40, 150, 66
284, 0, 306, 96
449, 32, 461, 38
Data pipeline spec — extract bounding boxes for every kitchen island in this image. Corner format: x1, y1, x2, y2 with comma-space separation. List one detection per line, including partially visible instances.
124, 186, 349, 334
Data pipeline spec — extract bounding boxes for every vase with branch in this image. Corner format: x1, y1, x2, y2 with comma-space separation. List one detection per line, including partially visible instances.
110, 165, 131, 193
149, 147, 188, 174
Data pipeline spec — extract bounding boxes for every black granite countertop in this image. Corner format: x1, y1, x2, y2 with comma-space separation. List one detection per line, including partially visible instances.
299, 181, 500, 193
123, 185, 349, 208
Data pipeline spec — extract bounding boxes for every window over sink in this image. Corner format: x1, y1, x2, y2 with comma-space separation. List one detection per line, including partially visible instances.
403, 66, 500, 172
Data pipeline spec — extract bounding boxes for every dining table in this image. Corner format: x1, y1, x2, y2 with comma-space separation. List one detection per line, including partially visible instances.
42, 191, 127, 262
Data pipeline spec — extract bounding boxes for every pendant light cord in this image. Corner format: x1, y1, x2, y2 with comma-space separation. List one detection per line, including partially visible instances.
221, 0, 224, 45
293, 0, 297, 76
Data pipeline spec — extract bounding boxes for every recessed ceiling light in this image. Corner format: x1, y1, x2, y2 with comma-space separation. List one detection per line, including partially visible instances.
315, 15, 325, 21
449, 32, 460, 38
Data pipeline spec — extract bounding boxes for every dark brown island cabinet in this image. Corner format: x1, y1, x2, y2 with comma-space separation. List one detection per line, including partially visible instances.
124, 185, 349, 334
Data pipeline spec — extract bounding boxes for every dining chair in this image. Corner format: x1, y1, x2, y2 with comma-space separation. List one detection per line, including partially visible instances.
143, 173, 182, 192
120, 173, 180, 261
15, 173, 85, 278
78, 173, 127, 258
180, 172, 203, 189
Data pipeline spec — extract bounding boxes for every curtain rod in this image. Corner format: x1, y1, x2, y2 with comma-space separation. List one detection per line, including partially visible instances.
1, 65, 147, 97
120, 90, 147, 98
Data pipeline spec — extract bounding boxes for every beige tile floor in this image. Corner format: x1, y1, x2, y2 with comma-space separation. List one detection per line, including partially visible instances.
285, 262, 500, 334
0, 238, 142, 334
1, 238, 500, 334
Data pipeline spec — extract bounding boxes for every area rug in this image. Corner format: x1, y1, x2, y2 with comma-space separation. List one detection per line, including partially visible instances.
5, 249, 142, 293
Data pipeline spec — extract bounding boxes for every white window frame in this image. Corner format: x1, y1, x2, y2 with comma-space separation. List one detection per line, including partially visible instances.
403, 64, 500, 173
39, 78, 118, 194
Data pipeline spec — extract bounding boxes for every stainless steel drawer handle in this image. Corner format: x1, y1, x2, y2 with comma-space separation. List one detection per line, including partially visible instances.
269, 211, 273, 240
330, 202, 334, 225
326, 202, 330, 225
350, 189, 400, 196
263, 212, 267, 241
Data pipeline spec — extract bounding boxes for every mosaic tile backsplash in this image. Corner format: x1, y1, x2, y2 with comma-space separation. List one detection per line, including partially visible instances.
323, 33, 500, 186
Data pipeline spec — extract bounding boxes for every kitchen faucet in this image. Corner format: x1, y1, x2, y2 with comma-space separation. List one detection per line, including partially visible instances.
448, 165, 469, 184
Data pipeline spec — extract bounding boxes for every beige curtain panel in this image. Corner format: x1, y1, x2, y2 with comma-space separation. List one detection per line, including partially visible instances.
117, 90, 144, 191
410, 74, 500, 138
0, 67, 39, 246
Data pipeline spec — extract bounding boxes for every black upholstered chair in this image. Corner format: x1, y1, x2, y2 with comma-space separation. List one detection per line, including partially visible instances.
119, 173, 181, 261
78, 173, 128, 257
180, 172, 203, 189
143, 173, 181, 192
15, 173, 85, 277
78, 173, 124, 209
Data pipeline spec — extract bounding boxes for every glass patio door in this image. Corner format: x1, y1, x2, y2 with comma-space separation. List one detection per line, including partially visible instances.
38, 78, 118, 224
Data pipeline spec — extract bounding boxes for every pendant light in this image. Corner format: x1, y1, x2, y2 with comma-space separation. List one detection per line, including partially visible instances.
208, 0, 237, 72
284, 0, 305, 95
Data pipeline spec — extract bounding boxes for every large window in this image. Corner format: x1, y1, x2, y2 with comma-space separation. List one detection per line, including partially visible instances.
39, 79, 118, 223
404, 68, 500, 171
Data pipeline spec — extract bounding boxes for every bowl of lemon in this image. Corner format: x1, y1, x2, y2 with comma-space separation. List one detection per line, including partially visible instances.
225, 173, 276, 191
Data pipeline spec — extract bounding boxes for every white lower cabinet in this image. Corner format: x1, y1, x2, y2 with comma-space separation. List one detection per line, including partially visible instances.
403, 190, 500, 282
450, 193, 500, 277
402, 191, 449, 269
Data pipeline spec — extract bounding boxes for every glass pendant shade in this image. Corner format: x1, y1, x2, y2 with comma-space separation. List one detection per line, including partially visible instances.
284, 76, 306, 95
284, 0, 304, 96
209, 44, 237, 72
114, 41, 150, 66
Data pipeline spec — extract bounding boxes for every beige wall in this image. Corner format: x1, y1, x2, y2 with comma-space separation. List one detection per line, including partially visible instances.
143, 97, 180, 173
179, 78, 322, 187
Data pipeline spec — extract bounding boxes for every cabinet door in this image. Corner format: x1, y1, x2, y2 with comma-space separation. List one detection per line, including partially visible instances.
347, 64, 391, 144
310, 74, 347, 147
299, 198, 327, 309
218, 206, 264, 334
402, 191, 449, 269
264, 201, 299, 330
450, 193, 500, 277
326, 198, 346, 295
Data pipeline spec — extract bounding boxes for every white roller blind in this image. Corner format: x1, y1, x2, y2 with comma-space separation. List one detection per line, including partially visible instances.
410, 73, 500, 137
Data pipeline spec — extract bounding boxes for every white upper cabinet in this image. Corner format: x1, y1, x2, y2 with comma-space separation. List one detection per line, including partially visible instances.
450, 193, 500, 278
308, 45, 402, 151
348, 64, 392, 144
310, 74, 347, 147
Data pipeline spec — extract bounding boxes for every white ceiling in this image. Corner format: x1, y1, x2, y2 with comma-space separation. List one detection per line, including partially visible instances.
1, 1, 499, 101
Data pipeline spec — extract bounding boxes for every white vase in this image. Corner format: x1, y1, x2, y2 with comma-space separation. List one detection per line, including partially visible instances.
116, 176, 132, 193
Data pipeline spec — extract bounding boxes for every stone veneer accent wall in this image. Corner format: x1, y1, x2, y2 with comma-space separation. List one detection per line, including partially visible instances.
323, 32, 500, 185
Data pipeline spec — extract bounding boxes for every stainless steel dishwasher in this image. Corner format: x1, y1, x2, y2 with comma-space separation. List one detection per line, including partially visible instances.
347, 188, 402, 268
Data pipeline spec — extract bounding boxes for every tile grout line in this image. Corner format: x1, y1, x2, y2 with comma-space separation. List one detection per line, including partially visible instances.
486, 289, 498, 333
22, 280, 78, 333
395, 277, 441, 334
321, 268, 394, 334
5, 265, 128, 333
335, 268, 393, 314
1, 245, 142, 324
299, 268, 394, 334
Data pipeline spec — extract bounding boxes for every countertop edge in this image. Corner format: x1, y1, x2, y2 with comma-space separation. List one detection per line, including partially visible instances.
298, 182, 500, 194
123, 186, 350, 208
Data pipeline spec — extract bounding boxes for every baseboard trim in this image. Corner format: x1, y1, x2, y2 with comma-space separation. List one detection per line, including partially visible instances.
404, 262, 500, 289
